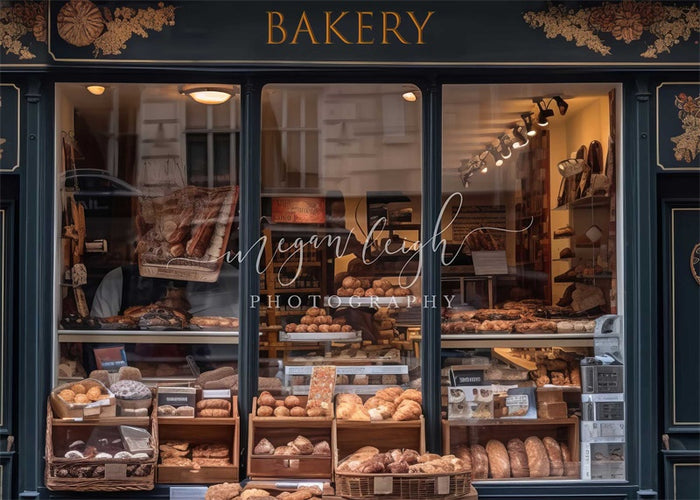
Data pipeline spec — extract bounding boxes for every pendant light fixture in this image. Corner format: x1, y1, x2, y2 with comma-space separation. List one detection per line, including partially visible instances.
498, 134, 512, 159
521, 112, 537, 137
512, 124, 529, 148
486, 144, 504, 167
534, 98, 555, 126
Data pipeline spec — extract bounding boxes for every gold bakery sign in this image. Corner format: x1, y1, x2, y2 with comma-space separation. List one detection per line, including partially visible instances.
266, 10, 435, 45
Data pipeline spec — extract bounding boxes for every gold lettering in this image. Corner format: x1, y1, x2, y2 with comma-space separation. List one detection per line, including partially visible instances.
267, 11, 287, 44
356, 11, 373, 45
325, 11, 351, 44
382, 11, 409, 44
291, 11, 319, 44
406, 11, 434, 44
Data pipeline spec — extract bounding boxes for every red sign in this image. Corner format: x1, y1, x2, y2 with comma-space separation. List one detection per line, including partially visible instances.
271, 198, 326, 223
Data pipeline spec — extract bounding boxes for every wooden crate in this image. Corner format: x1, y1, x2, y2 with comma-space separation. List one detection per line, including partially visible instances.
441, 417, 580, 480
156, 396, 239, 484
248, 396, 334, 480
334, 417, 426, 466
45, 404, 157, 492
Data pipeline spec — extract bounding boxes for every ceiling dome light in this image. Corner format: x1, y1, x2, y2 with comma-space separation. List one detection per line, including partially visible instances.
521, 112, 537, 137
86, 85, 106, 96
402, 91, 417, 102
181, 87, 235, 105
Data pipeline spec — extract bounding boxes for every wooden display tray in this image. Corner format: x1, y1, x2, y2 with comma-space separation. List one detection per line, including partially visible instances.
156, 396, 239, 484
334, 417, 426, 466
50, 379, 116, 419
248, 396, 335, 480
441, 417, 580, 480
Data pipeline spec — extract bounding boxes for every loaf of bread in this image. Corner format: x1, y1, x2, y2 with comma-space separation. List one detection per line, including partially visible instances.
524, 437, 550, 477
543, 437, 564, 476
195, 366, 236, 387
486, 440, 511, 478
507, 439, 530, 478
469, 445, 489, 479
453, 445, 472, 471
560, 442, 572, 462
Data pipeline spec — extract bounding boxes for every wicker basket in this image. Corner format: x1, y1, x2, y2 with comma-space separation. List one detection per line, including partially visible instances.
44, 404, 158, 491
335, 469, 472, 500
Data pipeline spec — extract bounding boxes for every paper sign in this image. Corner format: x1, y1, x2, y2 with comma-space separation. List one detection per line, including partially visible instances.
272, 198, 326, 223
373, 476, 393, 495
471, 250, 508, 275
169, 487, 207, 500
104, 463, 128, 480
435, 475, 450, 495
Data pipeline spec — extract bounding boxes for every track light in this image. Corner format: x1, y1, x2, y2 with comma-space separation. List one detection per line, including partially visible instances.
486, 144, 504, 167
534, 98, 554, 126
554, 95, 568, 115
498, 134, 512, 159
512, 124, 529, 148
521, 112, 536, 137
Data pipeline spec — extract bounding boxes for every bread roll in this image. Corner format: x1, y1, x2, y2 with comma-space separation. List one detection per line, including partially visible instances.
284, 395, 301, 409
254, 438, 275, 455
288, 435, 313, 455
274, 406, 290, 417
312, 441, 331, 455
486, 440, 511, 478
290, 406, 306, 417
257, 405, 273, 417
470, 445, 489, 479
506, 439, 530, 478
524, 437, 550, 477
258, 393, 276, 407
543, 437, 564, 476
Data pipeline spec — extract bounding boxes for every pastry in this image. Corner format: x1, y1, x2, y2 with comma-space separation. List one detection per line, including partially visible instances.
254, 438, 275, 455
205, 482, 242, 500
524, 437, 550, 477
543, 437, 564, 476
196, 399, 231, 411
396, 388, 422, 405
288, 435, 313, 455
312, 441, 331, 455
193, 443, 229, 458
392, 399, 422, 421
336, 401, 370, 421
470, 445, 488, 479
59, 389, 76, 403
257, 406, 274, 417
337, 393, 363, 406
71, 383, 87, 394
507, 439, 530, 478
198, 409, 230, 417
376, 386, 403, 403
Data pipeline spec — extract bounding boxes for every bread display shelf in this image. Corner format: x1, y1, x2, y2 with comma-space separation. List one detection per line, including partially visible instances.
292, 385, 408, 396
58, 330, 241, 344
52, 416, 150, 427
442, 417, 580, 481
156, 396, 240, 484
441, 333, 596, 349
285, 357, 403, 366
249, 397, 335, 480
335, 417, 426, 466
323, 296, 414, 308
552, 195, 610, 211
279, 331, 363, 342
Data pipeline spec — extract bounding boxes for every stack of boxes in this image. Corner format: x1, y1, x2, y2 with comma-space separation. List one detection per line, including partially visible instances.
580, 315, 625, 480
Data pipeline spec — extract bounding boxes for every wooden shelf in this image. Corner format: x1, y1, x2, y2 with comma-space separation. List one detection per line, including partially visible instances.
51, 416, 150, 426
440, 333, 595, 349
445, 417, 577, 427
158, 417, 238, 426
553, 196, 610, 211
58, 330, 240, 344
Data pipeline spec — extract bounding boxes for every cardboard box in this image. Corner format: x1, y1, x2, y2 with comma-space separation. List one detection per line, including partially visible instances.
581, 442, 625, 480
494, 386, 537, 419
448, 386, 493, 419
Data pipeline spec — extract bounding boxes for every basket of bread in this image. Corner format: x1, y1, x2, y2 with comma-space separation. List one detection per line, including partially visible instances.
335, 447, 471, 499
50, 379, 116, 419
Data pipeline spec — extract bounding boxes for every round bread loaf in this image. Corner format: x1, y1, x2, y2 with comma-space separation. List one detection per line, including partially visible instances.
524, 437, 550, 477
469, 444, 489, 479
543, 437, 564, 476
486, 440, 511, 478
506, 438, 530, 478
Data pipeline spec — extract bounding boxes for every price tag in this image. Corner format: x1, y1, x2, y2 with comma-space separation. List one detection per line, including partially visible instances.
373, 476, 393, 495
104, 463, 127, 480
169, 486, 207, 500
435, 475, 450, 495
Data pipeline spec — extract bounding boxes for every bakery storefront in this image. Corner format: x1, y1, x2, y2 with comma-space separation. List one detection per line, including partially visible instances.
1, 1, 699, 499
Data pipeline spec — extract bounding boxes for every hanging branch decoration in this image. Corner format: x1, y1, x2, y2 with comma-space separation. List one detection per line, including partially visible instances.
671, 92, 700, 164
523, 1, 700, 59
56, 0, 175, 57
0, 1, 47, 60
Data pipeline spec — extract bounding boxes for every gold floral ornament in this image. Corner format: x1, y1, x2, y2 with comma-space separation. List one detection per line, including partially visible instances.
523, 1, 700, 59
56, 0, 176, 57
0, 1, 47, 60
57, 0, 104, 47
671, 92, 700, 164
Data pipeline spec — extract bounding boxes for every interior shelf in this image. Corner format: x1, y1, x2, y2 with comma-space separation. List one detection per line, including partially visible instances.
553, 196, 610, 211
58, 330, 241, 344
440, 333, 596, 348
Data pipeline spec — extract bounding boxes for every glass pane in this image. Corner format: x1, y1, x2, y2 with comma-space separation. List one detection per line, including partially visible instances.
441, 83, 624, 482
259, 83, 423, 420
55, 83, 241, 399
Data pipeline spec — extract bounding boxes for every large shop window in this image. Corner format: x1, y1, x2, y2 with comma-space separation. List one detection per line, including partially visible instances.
259, 83, 423, 397
55, 83, 241, 391
440, 84, 625, 482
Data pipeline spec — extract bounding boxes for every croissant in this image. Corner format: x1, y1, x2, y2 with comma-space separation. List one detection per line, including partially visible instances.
337, 393, 363, 406
392, 399, 422, 421
396, 388, 422, 405
336, 401, 370, 421
375, 386, 403, 403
